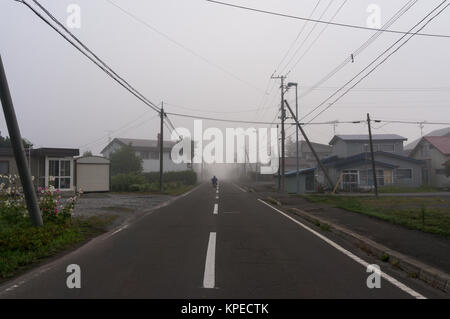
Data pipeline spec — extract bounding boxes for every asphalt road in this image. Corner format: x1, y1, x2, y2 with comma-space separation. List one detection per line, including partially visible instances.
0, 182, 437, 298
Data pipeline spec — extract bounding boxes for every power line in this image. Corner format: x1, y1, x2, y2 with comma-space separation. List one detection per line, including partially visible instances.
79, 114, 160, 150
165, 102, 276, 114
105, 0, 264, 94
282, 0, 346, 76
303, 1, 450, 123
299, 0, 419, 99
275, 0, 323, 74
17, 0, 161, 113
165, 111, 280, 125
206, 0, 450, 38
375, 119, 450, 125
300, 86, 450, 92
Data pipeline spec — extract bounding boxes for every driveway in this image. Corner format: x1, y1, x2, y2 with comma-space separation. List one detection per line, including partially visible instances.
73, 192, 173, 229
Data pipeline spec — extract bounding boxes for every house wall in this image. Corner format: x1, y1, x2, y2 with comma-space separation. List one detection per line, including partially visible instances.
411, 140, 450, 188
0, 156, 18, 176
335, 140, 405, 157
324, 153, 423, 190
0, 155, 67, 189
330, 140, 348, 157
142, 152, 189, 173
102, 141, 189, 173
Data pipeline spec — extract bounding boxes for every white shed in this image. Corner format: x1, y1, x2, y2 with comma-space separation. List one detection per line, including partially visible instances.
75, 156, 110, 192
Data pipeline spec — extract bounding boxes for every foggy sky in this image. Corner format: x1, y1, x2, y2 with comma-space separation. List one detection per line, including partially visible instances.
1, 0, 449, 155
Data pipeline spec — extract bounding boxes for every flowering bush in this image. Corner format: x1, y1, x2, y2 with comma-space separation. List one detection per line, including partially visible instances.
0, 174, 82, 225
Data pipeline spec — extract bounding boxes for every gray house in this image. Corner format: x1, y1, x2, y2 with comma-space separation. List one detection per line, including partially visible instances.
322, 135, 424, 191
285, 141, 332, 170
0, 147, 111, 192
409, 136, 450, 188
0, 147, 79, 191
101, 137, 191, 173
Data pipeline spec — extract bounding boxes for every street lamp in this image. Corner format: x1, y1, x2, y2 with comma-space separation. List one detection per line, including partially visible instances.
287, 82, 300, 194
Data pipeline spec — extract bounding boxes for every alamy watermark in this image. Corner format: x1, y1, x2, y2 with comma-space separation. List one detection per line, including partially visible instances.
66, 4, 81, 29
169, 120, 279, 174
366, 4, 382, 29
366, 264, 381, 289
66, 264, 81, 289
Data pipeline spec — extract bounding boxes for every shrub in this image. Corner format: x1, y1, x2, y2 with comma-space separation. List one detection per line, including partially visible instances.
0, 175, 81, 226
110, 144, 143, 175
111, 173, 147, 192
142, 170, 197, 186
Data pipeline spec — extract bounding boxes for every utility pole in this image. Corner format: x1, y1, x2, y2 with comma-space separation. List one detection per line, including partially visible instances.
367, 113, 378, 198
0, 55, 43, 226
284, 100, 335, 190
276, 124, 280, 191
159, 102, 164, 192
287, 82, 300, 194
272, 75, 286, 192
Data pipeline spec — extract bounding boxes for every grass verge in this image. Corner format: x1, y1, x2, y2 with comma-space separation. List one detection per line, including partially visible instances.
378, 185, 443, 193
0, 215, 115, 281
302, 195, 450, 237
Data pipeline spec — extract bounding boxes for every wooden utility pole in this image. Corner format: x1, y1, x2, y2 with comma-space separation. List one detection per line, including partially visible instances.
159, 102, 164, 192
284, 100, 335, 190
367, 113, 379, 198
0, 55, 43, 226
276, 124, 280, 191
272, 75, 286, 192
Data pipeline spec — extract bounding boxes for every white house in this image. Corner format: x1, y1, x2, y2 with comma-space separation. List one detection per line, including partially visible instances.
409, 136, 450, 188
100, 137, 190, 173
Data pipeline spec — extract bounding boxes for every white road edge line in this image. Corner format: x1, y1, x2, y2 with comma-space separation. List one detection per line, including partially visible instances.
213, 203, 218, 215
233, 183, 247, 192
109, 224, 129, 238
257, 199, 427, 300
203, 232, 216, 289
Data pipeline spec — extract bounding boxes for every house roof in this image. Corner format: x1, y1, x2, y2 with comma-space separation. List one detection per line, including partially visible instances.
0, 147, 79, 157
322, 151, 424, 168
329, 134, 407, 145
101, 138, 177, 153
424, 136, 450, 155
405, 126, 450, 150
285, 168, 316, 177
297, 141, 332, 153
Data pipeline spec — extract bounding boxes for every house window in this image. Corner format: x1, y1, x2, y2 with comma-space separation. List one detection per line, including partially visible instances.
0, 161, 9, 175
342, 170, 359, 191
363, 144, 383, 152
360, 169, 385, 186
381, 144, 394, 152
149, 152, 159, 159
396, 168, 412, 180
435, 169, 446, 175
48, 159, 72, 190
139, 151, 149, 159
420, 145, 429, 157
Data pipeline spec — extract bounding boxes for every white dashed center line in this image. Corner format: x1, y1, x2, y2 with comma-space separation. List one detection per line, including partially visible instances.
203, 232, 216, 289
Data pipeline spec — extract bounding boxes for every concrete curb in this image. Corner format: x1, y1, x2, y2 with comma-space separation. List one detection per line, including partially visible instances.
288, 206, 450, 294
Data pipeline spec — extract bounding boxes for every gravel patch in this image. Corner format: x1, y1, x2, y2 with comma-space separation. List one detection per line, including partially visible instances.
73, 193, 173, 229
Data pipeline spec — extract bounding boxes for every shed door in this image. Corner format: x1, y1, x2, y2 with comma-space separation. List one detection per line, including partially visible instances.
76, 164, 109, 192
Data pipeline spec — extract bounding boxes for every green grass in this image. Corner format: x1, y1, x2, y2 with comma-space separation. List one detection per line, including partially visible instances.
0, 216, 114, 280
302, 195, 450, 237
112, 183, 197, 196
378, 185, 443, 193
